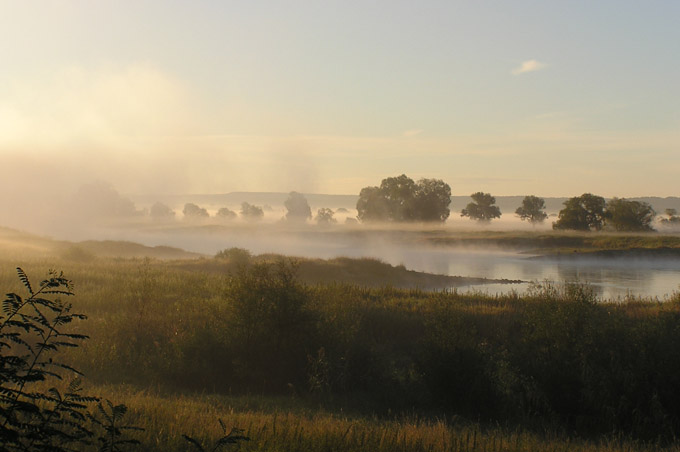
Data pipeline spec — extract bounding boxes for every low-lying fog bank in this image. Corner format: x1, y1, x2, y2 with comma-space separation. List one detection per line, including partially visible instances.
6, 218, 677, 300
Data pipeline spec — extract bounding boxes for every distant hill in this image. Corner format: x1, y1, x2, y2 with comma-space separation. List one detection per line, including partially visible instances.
131, 192, 680, 216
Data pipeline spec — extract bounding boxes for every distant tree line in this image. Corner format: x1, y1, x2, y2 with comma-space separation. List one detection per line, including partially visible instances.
354, 176, 663, 232
71, 181, 669, 232
151, 192, 345, 226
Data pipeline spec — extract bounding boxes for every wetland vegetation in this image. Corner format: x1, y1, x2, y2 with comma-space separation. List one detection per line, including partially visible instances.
1, 226, 680, 450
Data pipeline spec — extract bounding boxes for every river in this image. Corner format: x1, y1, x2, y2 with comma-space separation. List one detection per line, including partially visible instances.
87, 223, 680, 301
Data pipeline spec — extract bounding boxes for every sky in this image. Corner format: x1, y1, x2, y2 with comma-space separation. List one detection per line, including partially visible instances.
0, 0, 678, 198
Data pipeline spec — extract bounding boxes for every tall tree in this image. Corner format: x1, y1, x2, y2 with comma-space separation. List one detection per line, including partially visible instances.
515, 195, 548, 224
414, 178, 452, 222
379, 174, 418, 221
284, 192, 312, 222
461, 192, 501, 222
605, 198, 656, 232
553, 193, 606, 231
356, 186, 389, 222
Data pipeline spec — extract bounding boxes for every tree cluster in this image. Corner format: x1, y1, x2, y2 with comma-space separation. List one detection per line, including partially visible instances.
553, 193, 656, 232
660, 209, 680, 226
356, 174, 451, 222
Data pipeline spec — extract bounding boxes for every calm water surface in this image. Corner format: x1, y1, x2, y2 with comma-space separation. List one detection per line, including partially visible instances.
115, 227, 680, 301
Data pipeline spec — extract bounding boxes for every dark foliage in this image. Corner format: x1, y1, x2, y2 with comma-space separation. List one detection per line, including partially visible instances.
0, 268, 141, 451
553, 193, 606, 231
461, 192, 502, 222
605, 198, 656, 231
356, 175, 451, 222
226, 260, 317, 392
515, 195, 548, 224
183, 419, 249, 452
89, 400, 143, 452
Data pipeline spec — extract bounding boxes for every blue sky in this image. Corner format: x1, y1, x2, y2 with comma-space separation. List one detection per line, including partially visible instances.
0, 0, 678, 196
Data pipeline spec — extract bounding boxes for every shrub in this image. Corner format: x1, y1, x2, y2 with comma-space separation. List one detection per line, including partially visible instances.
226, 259, 317, 391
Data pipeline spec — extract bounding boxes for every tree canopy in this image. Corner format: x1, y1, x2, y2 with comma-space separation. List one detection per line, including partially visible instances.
460, 192, 501, 222
315, 208, 337, 225
183, 202, 209, 219
605, 198, 656, 232
150, 201, 175, 219
515, 195, 548, 224
240, 202, 264, 221
216, 207, 237, 220
356, 174, 451, 222
284, 192, 312, 222
553, 193, 606, 231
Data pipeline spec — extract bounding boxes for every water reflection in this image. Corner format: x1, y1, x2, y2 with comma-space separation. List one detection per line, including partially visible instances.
114, 226, 679, 300
456, 256, 680, 300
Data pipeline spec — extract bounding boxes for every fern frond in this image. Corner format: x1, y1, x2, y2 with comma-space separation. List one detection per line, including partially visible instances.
16, 267, 33, 296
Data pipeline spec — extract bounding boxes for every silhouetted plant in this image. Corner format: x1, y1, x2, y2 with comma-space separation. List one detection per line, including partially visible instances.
89, 400, 143, 452
461, 192, 501, 222
183, 419, 249, 451
0, 268, 141, 451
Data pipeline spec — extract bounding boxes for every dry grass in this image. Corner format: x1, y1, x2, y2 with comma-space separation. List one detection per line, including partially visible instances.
87, 385, 680, 452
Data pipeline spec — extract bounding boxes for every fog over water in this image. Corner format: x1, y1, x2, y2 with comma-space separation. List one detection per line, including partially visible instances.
0, 183, 678, 301
63, 218, 680, 301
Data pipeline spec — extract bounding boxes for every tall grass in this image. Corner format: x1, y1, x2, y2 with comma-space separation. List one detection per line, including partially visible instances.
2, 254, 680, 445
83, 386, 680, 452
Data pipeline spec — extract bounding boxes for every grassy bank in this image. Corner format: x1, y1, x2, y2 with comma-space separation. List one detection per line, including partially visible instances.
2, 256, 679, 441
422, 230, 680, 254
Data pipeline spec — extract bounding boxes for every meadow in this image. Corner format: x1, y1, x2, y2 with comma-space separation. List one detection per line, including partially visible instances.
2, 228, 680, 451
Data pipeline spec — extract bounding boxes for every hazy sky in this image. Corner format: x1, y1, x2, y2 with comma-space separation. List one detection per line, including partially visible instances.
1, 0, 678, 197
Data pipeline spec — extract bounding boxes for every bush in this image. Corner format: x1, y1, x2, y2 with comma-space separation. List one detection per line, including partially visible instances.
226, 259, 317, 391
215, 248, 252, 267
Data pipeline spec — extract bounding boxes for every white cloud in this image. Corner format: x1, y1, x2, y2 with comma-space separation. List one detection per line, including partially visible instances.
512, 59, 546, 75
